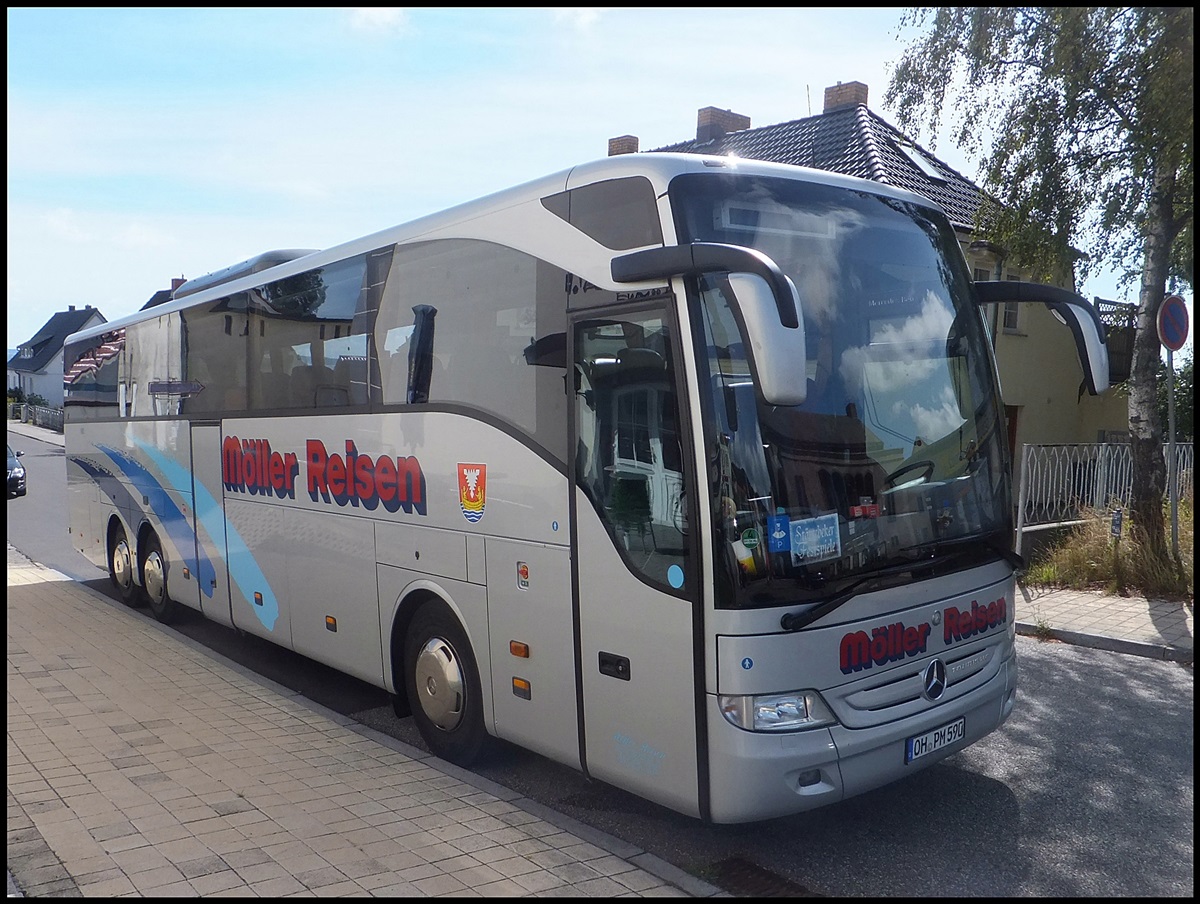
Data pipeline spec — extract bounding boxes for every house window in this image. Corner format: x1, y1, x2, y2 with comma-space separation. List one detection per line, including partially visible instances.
973, 268, 991, 282
895, 139, 946, 181
1002, 274, 1021, 331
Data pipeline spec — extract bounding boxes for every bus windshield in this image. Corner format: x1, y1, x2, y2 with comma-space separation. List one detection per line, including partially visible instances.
670, 173, 1012, 610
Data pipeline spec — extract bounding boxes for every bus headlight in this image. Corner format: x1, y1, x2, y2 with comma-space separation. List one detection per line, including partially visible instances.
719, 690, 836, 732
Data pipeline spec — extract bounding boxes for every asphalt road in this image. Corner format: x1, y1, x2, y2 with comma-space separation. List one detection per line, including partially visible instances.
8, 427, 1195, 897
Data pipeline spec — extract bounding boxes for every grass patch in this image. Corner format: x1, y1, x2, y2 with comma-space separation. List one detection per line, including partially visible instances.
1024, 493, 1193, 600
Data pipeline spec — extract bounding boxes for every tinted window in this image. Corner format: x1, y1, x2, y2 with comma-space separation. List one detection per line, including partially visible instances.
184, 248, 392, 414
180, 293, 251, 416
542, 176, 663, 250
64, 329, 125, 419
251, 252, 384, 411
125, 314, 183, 417
376, 239, 570, 461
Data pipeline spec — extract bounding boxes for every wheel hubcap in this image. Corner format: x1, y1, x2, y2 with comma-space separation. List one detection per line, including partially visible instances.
143, 551, 165, 605
112, 540, 132, 591
414, 637, 465, 731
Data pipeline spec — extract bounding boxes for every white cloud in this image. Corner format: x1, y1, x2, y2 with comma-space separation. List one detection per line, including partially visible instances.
552, 8, 606, 30
839, 294, 955, 394
906, 386, 969, 445
111, 221, 176, 252
346, 8, 409, 33
39, 208, 95, 244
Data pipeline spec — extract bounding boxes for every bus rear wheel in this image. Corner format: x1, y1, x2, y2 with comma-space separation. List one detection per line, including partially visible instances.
108, 524, 142, 608
141, 533, 181, 625
403, 601, 489, 766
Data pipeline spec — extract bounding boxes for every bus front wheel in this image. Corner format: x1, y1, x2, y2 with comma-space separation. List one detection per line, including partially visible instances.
108, 524, 142, 608
141, 533, 181, 625
403, 602, 489, 766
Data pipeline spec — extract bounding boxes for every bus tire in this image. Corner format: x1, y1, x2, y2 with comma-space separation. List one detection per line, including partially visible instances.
108, 523, 142, 608
404, 601, 489, 766
140, 533, 181, 625
390, 692, 411, 719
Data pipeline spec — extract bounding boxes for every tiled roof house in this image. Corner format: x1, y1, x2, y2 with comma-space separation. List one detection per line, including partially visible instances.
7, 275, 188, 410
8, 305, 106, 407
607, 81, 1131, 482
649, 83, 984, 235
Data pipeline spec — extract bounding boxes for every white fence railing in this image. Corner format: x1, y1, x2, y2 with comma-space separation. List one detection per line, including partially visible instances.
7, 402, 64, 433
1015, 442, 1194, 554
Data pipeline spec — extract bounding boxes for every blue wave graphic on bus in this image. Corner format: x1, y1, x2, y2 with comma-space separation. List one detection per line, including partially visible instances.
91, 444, 217, 600
128, 439, 280, 631
70, 455, 146, 532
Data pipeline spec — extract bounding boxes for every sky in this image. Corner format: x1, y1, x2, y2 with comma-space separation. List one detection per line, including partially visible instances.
7, 7, 1191, 359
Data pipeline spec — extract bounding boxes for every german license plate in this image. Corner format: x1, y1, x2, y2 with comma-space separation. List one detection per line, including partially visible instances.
905, 717, 965, 764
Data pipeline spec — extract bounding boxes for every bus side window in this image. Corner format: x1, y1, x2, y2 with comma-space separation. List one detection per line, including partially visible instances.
290, 364, 337, 407
334, 356, 369, 406
456, 334, 518, 413
259, 372, 289, 408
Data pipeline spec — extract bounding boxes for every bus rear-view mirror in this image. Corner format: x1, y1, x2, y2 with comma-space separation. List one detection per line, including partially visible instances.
726, 272, 808, 406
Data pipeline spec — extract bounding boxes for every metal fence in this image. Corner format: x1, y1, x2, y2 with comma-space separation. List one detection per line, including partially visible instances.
7, 402, 64, 433
1015, 442, 1195, 554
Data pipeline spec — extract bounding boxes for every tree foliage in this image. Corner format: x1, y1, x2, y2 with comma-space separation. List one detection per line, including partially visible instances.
886, 8, 1192, 288
886, 7, 1193, 584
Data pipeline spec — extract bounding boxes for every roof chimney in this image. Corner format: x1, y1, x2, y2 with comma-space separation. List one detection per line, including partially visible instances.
696, 106, 750, 142
171, 276, 186, 291
69, 305, 76, 311
608, 135, 640, 156
823, 81, 868, 113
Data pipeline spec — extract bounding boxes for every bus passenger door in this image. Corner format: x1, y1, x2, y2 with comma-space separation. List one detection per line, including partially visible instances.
570, 309, 704, 819
190, 424, 234, 628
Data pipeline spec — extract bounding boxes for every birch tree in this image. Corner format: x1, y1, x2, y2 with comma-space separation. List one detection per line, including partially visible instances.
886, 7, 1193, 583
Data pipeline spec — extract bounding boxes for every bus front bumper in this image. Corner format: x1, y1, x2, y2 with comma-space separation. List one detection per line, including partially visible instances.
704, 645, 1017, 824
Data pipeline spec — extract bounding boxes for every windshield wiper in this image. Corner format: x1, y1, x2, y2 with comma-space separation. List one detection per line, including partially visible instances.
779, 554, 955, 632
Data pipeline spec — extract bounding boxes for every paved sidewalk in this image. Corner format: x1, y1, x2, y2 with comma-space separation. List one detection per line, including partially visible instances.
1015, 581, 1193, 663
6, 549, 716, 898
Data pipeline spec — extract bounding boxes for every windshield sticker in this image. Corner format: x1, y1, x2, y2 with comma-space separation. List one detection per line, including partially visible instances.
790, 513, 841, 565
767, 515, 790, 553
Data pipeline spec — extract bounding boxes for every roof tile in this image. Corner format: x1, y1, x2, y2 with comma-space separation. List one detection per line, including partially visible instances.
652, 104, 984, 231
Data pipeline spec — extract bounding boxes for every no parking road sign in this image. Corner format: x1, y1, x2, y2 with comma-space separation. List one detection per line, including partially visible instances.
1157, 294, 1189, 352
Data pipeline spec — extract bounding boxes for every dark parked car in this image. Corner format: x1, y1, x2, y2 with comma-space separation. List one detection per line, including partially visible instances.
7, 444, 26, 498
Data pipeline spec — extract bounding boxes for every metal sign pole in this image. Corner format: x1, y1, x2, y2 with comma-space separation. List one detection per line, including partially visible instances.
1167, 347, 1178, 559
1156, 294, 1188, 563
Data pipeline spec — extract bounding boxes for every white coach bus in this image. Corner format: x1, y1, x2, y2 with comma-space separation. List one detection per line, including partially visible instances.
64, 153, 1109, 823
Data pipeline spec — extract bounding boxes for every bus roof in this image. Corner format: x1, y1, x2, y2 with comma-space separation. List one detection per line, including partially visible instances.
66, 153, 945, 347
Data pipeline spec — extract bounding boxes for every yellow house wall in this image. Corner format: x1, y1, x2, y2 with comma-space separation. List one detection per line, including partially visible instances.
962, 246, 1130, 495
992, 303, 1129, 439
